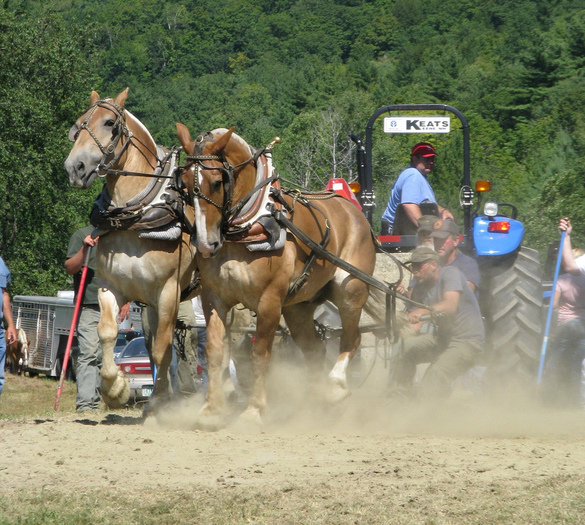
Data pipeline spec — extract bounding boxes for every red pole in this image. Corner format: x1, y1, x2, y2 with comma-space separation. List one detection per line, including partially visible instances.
54, 246, 92, 411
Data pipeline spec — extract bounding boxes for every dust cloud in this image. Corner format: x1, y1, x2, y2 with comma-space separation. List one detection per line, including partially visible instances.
147, 336, 585, 441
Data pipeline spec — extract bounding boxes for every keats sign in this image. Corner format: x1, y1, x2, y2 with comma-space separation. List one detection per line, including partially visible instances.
383, 116, 451, 133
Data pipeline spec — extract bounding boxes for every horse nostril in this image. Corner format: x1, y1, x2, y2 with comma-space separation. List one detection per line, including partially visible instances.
211, 241, 221, 256
76, 161, 85, 174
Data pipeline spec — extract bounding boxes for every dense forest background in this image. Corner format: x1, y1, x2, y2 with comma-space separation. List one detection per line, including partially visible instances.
1, 0, 585, 295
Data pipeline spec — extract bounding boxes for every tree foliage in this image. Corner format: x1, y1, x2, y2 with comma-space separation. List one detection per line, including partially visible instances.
2, 0, 585, 293
0, 8, 99, 294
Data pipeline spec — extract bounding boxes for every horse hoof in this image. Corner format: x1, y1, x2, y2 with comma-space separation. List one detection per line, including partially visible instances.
194, 414, 224, 431
102, 370, 129, 397
325, 381, 350, 405
101, 375, 130, 408
231, 407, 263, 432
194, 405, 225, 431
142, 400, 156, 418
141, 392, 172, 418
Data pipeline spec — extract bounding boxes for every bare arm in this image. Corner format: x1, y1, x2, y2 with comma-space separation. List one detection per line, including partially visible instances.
430, 289, 460, 316
65, 234, 98, 275
558, 218, 581, 275
403, 203, 453, 229
553, 290, 561, 310
3, 289, 17, 343
402, 203, 423, 227
438, 205, 454, 220
119, 302, 130, 323
406, 290, 460, 323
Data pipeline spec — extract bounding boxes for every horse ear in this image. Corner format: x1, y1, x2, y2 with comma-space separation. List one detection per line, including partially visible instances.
176, 122, 194, 154
90, 91, 100, 104
210, 126, 235, 156
114, 87, 129, 108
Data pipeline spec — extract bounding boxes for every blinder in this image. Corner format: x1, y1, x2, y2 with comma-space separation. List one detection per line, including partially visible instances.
68, 124, 80, 142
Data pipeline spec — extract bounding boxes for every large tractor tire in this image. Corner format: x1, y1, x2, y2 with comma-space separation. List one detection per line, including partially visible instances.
480, 246, 543, 400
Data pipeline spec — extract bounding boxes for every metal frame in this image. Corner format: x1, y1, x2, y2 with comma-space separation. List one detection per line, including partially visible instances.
357, 104, 471, 246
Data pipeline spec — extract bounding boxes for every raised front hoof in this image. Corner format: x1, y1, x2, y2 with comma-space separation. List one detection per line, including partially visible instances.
101, 374, 130, 408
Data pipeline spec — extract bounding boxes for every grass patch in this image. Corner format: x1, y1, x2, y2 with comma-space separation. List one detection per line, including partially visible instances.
3, 479, 585, 525
0, 374, 76, 418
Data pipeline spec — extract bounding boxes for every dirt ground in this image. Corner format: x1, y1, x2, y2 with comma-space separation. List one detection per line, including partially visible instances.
3, 255, 585, 523
3, 350, 585, 524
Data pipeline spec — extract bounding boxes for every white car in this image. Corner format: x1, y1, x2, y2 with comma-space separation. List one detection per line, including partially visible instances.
114, 337, 154, 401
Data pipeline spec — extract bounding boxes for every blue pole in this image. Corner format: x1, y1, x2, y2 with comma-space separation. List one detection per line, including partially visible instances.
537, 230, 566, 385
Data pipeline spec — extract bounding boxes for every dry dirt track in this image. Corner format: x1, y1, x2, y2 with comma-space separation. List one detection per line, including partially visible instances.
3, 381, 585, 524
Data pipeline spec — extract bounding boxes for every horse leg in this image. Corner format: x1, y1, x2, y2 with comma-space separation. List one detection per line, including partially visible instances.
326, 276, 370, 403
143, 287, 180, 416
197, 294, 228, 429
237, 296, 282, 426
149, 314, 175, 412
283, 303, 327, 394
98, 289, 130, 407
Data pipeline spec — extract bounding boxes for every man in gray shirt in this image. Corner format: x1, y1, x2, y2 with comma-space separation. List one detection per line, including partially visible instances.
390, 246, 485, 400
430, 218, 480, 293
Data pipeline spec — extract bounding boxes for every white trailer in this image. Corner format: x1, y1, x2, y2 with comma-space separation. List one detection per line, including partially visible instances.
11, 294, 142, 378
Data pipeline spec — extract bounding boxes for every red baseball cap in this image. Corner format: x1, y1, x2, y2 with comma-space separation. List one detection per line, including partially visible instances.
411, 142, 436, 157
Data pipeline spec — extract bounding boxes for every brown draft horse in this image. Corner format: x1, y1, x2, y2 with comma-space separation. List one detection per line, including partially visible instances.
65, 88, 197, 410
176, 124, 377, 427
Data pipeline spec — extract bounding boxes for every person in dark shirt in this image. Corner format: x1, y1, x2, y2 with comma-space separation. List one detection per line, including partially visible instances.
66, 226, 128, 412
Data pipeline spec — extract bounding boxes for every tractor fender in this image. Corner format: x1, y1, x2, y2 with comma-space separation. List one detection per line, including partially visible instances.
473, 215, 524, 256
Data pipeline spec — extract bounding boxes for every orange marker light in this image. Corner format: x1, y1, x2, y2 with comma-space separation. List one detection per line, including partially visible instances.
475, 180, 491, 192
349, 181, 361, 193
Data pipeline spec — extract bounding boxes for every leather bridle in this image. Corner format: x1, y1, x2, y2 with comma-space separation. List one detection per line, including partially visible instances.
183, 147, 263, 228
70, 99, 160, 177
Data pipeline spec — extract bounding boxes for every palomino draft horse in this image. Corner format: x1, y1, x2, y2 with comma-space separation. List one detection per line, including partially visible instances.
65, 88, 197, 409
176, 124, 377, 426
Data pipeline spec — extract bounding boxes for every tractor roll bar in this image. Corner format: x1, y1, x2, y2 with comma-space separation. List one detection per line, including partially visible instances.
360, 104, 471, 245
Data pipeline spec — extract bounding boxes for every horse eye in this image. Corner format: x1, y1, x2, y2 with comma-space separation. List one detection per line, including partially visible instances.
105, 119, 116, 127
212, 179, 222, 192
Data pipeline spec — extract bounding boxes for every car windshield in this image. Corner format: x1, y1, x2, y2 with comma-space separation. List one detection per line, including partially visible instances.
120, 338, 149, 359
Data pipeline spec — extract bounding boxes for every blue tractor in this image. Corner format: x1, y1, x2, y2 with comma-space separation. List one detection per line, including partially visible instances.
351, 104, 543, 391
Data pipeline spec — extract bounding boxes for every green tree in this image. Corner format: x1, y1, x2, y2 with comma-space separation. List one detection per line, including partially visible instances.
0, 8, 98, 295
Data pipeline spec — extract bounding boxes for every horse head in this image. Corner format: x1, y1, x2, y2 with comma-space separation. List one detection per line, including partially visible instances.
176, 124, 257, 258
65, 88, 131, 188
65, 87, 159, 205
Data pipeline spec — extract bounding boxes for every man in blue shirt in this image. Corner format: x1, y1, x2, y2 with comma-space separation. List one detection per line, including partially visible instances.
0, 256, 17, 397
381, 142, 452, 235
